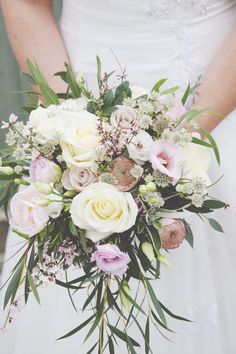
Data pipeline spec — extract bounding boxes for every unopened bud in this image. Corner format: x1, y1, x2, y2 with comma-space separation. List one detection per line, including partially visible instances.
146, 182, 156, 193
0, 166, 14, 175
35, 199, 50, 207
120, 281, 132, 311
139, 184, 147, 194
33, 182, 52, 195
158, 254, 171, 267
141, 242, 155, 263
64, 190, 77, 197
14, 178, 29, 186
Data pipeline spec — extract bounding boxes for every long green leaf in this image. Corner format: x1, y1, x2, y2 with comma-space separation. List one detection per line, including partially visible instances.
191, 136, 212, 148
181, 84, 191, 105
108, 336, 115, 354
145, 318, 150, 354
152, 78, 168, 92
4, 261, 24, 309
57, 314, 95, 340
26, 270, 40, 304
108, 325, 140, 347
201, 128, 220, 165
145, 279, 167, 326
159, 301, 192, 322
38, 82, 59, 105
86, 342, 98, 354
66, 65, 81, 98
126, 333, 138, 354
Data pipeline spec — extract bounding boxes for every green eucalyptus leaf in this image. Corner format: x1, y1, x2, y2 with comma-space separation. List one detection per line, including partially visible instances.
184, 223, 194, 248
203, 200, 227, 209
208, 218, 224, 233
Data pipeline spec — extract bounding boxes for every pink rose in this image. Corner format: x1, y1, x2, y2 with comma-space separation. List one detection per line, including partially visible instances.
91, 244, 130, 276
148, 140, 185, 184
110, 106, 139, 134
61, 167, 97, 191
159, 218, 186, 249
29, 156, 62, 184
10, 186, 49, 237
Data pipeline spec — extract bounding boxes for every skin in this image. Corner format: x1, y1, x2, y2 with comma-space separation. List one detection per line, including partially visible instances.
1, 0, 236, 131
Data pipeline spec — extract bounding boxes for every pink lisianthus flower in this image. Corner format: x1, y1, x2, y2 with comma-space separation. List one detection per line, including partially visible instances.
9, 186, 49, 237
29, 156, 62, 184
159, 218, 186, 249
148, 140, 185, 184
91, 244, 130, 276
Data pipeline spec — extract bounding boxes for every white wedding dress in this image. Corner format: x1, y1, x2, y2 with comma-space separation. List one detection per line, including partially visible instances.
1, 1, 236, 353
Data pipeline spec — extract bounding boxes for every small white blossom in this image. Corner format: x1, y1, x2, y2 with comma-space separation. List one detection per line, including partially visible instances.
56, 155, 64, 163
99, 173, 118, 185
137, 113, 152, 130
131, 165, 143, 178
14, 165, 23, 174
191, 193, 205, 208
13, 149, 26, 160
5, 131, 17, 146
144, 174, 154, 183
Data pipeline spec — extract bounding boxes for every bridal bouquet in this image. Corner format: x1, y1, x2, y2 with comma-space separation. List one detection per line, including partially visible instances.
0, 58, 227, 353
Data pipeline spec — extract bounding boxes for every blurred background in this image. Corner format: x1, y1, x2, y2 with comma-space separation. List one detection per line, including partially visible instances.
0, 0, 62, 271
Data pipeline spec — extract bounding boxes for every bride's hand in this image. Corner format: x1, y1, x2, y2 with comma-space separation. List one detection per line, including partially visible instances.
186, 25, 236, 133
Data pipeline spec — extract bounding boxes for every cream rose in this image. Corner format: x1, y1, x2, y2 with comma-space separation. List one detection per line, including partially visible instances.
60, 111, 100, 168
70, 182, 138, 242
61, 167, 97, 191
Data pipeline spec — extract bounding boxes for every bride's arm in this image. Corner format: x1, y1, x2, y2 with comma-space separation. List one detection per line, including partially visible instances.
193, 26, 236, 132
0, 0, 68, 92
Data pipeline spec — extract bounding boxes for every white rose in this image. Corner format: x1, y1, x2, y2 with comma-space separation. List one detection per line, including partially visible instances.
60, 98, 87, 112
183, 133, 211, 180
28, 106, 63, 141
130, 85, 148, 99
61, 167, 97, 191
60, 111, 100, 168
70, 182, 138, 242
28, 101, 88, 141
127, 130, 153, 165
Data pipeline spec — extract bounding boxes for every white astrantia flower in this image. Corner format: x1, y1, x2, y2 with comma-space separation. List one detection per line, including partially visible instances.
70, 182, 138, 242
137, 113, 152, 130
131, 165, 144, 178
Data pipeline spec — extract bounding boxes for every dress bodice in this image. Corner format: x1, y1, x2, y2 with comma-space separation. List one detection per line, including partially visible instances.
60, 0, 236, 89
